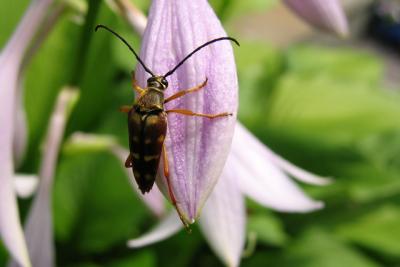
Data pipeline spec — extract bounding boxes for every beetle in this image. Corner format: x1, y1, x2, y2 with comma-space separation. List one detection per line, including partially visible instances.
95, 24, 239, 213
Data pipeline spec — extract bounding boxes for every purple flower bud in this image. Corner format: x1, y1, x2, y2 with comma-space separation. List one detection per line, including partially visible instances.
283, 0, 349, 37
136, 0, 238, 224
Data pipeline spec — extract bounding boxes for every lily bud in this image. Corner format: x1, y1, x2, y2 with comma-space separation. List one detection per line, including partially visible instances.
283, 0, 349, 37
136, 0, 238, 224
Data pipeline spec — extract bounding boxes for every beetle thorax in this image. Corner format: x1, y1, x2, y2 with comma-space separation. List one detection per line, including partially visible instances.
136, 89, 164, 112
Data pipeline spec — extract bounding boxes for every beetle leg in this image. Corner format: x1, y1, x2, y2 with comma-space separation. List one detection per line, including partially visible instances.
162, 144, 175, 204
131, 71, 145, 95
164, 78, 207, 104
166, 109, 232, 119
125, 154, 133, 168
162, 144, 191, 230
119, 105, 132, 113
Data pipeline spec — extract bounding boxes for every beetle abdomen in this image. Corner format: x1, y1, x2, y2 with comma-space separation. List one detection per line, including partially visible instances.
128, 107, 167, 193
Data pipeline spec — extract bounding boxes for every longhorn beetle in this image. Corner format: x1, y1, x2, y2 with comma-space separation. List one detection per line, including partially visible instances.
95, 25, 239, 222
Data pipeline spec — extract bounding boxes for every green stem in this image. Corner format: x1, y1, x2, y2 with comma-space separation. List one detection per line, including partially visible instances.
70, 0, 101, 86
215, 0, 233, 22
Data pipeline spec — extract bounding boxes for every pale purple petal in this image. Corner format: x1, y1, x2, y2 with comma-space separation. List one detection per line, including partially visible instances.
231, 123, 324, 212
10, 193, 53, 267
264, 147, 332, 185
9, 88, 79, 267
0, 164, 30, 267
236, 125, 331, 185
137, 0, 238, 224
283, 0, 349, 37
127, 211, 182, 248
111, 145, 166, 218
199, 167, 245, 267
14, 175, 38, 199
13, 81, 28, 167
13, 2, 66, 168
0, 62, 26, 267
0, 0, 53, 266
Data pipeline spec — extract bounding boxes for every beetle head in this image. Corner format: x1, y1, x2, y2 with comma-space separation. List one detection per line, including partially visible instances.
147, 76, 168, 90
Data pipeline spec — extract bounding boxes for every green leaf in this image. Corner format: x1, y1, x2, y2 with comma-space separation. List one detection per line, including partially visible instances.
53, 151, 150, 253
66, 263, 101, 267
358, 130, 400, 172
235, 41, 285, 127
340, 163, 400, 203
0, 244, 6, 267
154, 229, 203, 267
292, 229, 380, 267
238, 46, 400, 160
111, 24, 142, 72
67, 7, 118, 132
336, 204, 400, 258
244, 229, 380, 267
247, 212, 288, 247
265, 73, 400, 147
209, 0, 278, 22
286, 45, 384, 87
0, 0, 30, 47
105, 251, 155, 267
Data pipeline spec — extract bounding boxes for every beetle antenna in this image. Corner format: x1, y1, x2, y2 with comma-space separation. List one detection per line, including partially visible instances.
95, 24, 155, 77
164, 37, 240, 78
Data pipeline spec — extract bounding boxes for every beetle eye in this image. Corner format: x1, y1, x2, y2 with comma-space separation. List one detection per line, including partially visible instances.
162, 79, 168, 87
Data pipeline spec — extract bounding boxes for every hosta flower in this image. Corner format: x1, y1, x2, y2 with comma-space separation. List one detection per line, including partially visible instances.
283, 0, 349, 37
9, 88, 79, 267
0, 0, 53, 266
127, 122, 330, 267
135, 0, 238, 224
64, 122, 330, 267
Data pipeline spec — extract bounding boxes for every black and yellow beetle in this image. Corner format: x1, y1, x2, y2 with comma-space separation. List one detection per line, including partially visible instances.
95, 25, 239, 208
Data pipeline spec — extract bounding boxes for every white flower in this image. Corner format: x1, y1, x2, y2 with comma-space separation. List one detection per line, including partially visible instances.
134, 0, 238, 224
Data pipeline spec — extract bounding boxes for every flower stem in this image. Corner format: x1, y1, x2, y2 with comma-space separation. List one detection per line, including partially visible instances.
70, 0, 101, 86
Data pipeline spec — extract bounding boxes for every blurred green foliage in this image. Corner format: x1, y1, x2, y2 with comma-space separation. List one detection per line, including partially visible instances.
2, 0, 400, 266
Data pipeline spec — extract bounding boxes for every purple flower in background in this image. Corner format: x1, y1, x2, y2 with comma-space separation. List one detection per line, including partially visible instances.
283, 0, 349, 37
0, 0, 53, 266
127, 122, 330, 267
136, 0, 238, 224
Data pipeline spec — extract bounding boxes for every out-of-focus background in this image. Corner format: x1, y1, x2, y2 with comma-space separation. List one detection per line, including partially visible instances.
2, 0, 400, 266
